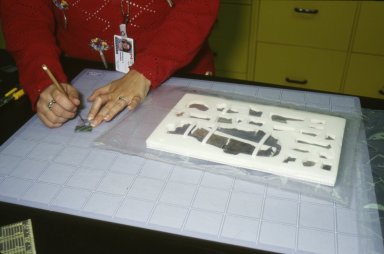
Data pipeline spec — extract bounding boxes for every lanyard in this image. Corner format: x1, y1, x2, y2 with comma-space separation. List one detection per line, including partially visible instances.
120, 0, 130, 24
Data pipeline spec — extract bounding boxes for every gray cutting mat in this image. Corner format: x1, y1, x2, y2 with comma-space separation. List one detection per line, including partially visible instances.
0, 69, 382, 254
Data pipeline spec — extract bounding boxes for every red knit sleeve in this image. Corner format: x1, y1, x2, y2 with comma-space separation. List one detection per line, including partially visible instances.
132, 0, 220, 89
0, 0, 67, 110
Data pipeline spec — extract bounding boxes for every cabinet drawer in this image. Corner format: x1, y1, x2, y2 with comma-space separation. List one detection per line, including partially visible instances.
353, 2, 384, 56
254, 43, 345, 92
0, 27, 5, 48
221, 0, 251, 4
344, 54, 384, 99
216, 70, 247, 81
258, 1, 356, 50
209, 2, 252, 75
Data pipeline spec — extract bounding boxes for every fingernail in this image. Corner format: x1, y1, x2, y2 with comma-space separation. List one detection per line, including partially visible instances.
88, 115, 94, 121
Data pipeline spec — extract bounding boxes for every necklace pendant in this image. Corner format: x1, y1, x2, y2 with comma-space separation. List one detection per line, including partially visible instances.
124, 15, 129, 25
63, 12, 68, 29
166, 0, 174, 7
52, 0, 70, 29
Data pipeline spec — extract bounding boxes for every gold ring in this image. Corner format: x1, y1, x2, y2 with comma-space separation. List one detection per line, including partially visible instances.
47, 99, 56, 110
118, 96, 130, 105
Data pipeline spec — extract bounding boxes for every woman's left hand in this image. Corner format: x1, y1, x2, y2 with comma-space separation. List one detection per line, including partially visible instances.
87, 69, 151, 127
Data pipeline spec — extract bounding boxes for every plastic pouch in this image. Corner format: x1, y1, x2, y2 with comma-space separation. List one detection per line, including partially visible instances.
93, 84, 362, 206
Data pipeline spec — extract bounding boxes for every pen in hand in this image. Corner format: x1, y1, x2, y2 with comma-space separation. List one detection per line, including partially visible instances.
42, 64, 67, 96
41, 64, 90, 130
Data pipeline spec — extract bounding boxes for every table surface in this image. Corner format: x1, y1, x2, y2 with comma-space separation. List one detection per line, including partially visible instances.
0, 50, 383, 254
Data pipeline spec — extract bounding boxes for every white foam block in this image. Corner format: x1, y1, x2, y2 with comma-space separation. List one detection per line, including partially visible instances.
146, 93, 346, 186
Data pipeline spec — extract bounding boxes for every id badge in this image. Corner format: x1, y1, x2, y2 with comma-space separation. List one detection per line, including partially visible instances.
114, 35, 134, 73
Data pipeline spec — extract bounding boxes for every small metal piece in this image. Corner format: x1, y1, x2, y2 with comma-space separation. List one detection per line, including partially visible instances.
75, 124, 93, 132
302, 161, 316, 167
322, 164, 332, 171
292, 148, 309, 153
257, 147, 276, 157
190, 114, 210, 121
297, 139, 331, 149
217, 117, 232, 123
75, 125, 92, 132
75, 115, 92, 132
283, 157, 296, 163
271, 114, 303, 123
189, 103, 209, 111
249, 120, 263, 126
206, 134, 228, 149
301, 131, 317, 137
227, 109, 238, 114
168, 124, 191, 135
257, 136, 281, 157
223, 139, 255, 155
249, 109, 262, 117
189, 127, 209, 142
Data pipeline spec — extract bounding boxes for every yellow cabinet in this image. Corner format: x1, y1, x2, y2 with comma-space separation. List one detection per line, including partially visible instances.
345, 54, 384, 100
257, 1, 357, 50
254, 1, 355, 93
344, 2, 384, 99
0, 35, 5, 49
209, 1, 253, 80
0, 25, 5, 49
353, 2, 384, 56
254, 43, 345, 93
208, 0, 383, 99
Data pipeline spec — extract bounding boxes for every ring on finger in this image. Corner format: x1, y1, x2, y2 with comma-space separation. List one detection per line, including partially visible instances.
118, 96, 130, 105
47, 99, 56, 110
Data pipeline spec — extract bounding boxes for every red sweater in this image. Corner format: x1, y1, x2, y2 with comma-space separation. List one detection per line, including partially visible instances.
0, 0, 219, 108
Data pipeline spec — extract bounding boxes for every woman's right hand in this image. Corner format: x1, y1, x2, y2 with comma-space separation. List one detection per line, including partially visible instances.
36, 83, 80, 128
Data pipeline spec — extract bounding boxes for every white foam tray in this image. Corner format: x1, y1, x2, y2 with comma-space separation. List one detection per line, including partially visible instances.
147, 93, 346, 186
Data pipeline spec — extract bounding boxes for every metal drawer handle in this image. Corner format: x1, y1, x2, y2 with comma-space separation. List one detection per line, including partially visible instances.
285, 78, 308, 85
294, 7, 319, 14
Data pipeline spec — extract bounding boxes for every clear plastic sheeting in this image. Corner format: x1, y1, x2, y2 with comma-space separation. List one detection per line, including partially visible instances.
355, 108, 384, 252
93, 85, 362, 206
1, 69, 382, 254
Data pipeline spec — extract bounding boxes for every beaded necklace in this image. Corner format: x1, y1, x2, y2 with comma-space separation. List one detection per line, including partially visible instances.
52, 0, 174, 69
120, 0, 174, 25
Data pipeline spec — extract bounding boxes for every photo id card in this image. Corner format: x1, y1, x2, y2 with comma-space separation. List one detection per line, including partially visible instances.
114, 35, 134, 73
